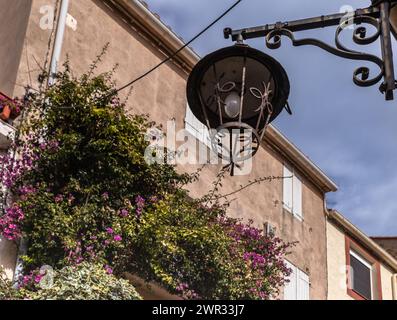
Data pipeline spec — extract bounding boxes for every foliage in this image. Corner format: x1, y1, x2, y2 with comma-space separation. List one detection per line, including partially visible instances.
26, 263, 142, 300
0, 264, 141, 300
0, 60, 292, 300
130, 193, 291, 299
0, 267, 22, 300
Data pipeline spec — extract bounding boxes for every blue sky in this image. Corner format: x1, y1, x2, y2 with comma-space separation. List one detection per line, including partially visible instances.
145, 0, 397, 236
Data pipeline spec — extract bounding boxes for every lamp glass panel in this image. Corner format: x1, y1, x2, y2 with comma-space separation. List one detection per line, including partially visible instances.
199, 56, 275, 121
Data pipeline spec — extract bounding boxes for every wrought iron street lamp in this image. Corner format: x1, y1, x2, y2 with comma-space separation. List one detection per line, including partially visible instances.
187, 0, 397, 173
187, 45, 290, 175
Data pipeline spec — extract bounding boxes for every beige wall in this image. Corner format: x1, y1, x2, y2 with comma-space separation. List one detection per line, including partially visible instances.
10, 0, 329, 299
380, 265, 395, 300
327, 220, 396, 300
14, 0, 189, 126
0, 0, 32, 96
326, 221, 353, 300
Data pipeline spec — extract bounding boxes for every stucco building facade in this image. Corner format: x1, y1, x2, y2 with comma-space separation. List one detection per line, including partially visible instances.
0, 0, 395, 300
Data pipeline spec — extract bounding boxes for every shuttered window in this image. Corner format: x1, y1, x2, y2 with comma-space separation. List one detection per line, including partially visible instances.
297, 270, 310, 300
284, 260, 297, 300
284, 260, 310, 300
283, 164, 303, 220
350, 250, 373, 300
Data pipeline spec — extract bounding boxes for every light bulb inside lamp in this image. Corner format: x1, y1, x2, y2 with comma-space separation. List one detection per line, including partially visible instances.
224, 91, 241, 118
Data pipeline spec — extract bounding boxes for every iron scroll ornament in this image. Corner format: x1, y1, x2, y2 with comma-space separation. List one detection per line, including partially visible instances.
265, 15, 384, 89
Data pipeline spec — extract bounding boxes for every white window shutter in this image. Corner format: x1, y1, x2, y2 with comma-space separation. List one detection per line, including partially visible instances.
284, 261, 297, 300
185, 104, 210, 146
293, 174, 303, 220
297, 269, 310, 300
185, 104, 200, 140
284, 260, 310, 300
283, 165, 293, 212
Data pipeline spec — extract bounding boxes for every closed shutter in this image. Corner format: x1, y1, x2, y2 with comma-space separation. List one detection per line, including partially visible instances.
293, 174, 303, 220
297, 269, 310, 300
284, 261, 310, 300
283, 165, 293, 212
185, 104, 210, 146
284, 261, 297, 300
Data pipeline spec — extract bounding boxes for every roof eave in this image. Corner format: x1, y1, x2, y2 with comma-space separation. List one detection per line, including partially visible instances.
265, 125, 338, 193
111, 0, 199, 69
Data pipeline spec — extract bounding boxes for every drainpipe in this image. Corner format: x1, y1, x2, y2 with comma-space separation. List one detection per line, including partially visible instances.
393, 274, 397, 300
323, 197, 331, 300
48, 0, 70, 85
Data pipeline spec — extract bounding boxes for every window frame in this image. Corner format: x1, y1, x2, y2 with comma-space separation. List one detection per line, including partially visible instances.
345, 236, 383, 300
349, 249, 373, 299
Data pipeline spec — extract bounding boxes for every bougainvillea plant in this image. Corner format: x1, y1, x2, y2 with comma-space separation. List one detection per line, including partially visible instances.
0, 61, 292, 300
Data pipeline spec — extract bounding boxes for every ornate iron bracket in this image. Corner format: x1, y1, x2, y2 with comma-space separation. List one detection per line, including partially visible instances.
224, 1, 397, 100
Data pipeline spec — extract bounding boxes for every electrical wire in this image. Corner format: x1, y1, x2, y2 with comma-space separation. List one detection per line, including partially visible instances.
105, 0, 243, 99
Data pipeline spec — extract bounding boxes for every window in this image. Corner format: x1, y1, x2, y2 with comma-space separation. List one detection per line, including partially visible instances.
283, 164, 303, 220
284, 260, 309, 300
349, 250, 372, 300
185, 104, 211, 147
345, 236, 382, 300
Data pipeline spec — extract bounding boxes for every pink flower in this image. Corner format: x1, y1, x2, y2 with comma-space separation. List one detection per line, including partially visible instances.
120, 208, 129, 217
75, 257, 83, 264
106, 227, 114, 234
113, 235, 122, 242
21, 275, 32, 287
135, 195, 145, 218
105, 265, 113, 274
0, 205, 24, 241
34, 274, 43, 283
54, 194, 63, 203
